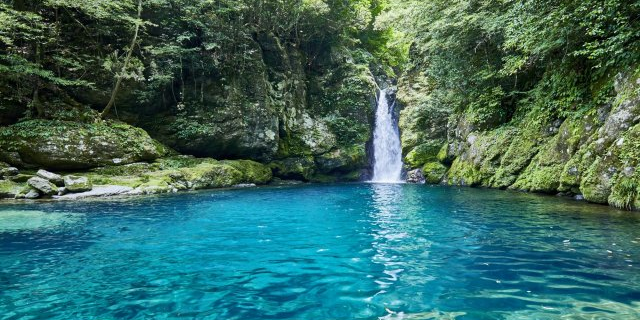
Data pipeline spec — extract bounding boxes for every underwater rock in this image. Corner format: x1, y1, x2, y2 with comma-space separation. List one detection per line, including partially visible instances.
0, 210, 83, 232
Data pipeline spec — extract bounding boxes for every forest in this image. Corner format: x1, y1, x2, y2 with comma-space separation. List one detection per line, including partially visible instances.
0, 0, 639, 209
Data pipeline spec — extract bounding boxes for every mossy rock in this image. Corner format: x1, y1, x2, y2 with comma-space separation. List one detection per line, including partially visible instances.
315, 146, 366, 174
270, 157, 316, 181
446, 159, 483, 187
437, 143, 455, 165
221, 160, 272, 184
422, 162, 448, 184
405, 141, 443, 168
0, 120, 169, 170
0, 180, 21, 198
178, 162, 244, 189
512, 164, 563, 193
608, 175, 639, 210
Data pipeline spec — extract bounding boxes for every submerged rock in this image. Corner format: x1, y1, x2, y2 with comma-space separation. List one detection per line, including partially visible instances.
0, 210, 83, 232
27, 177, 58, 196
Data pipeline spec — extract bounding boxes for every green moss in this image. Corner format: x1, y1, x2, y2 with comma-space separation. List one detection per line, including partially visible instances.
0, 180, 21, 198
447, 159, 483, 186
422, 161, 447, 184
270, 157, 316, 181
609, 175, 639, 210
580, 158, 614, 204
436, 144, 453, 164
91, 163, 156, 176
405, 141, 443, 168
179, 162, 243, 189
315, 145, 366, 174
221, 160, 272, 184
0, 119, 169, 170
512, 165, 563, 193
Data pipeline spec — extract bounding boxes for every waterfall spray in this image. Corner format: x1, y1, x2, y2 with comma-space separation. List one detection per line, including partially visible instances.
371, 89, 403, 183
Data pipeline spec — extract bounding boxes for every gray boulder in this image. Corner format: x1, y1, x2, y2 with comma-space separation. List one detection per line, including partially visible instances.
27, 177, 58, 196
406, 169, 426, 184
1, 167, 19, 177
63, 175, 93, 193
24, 189, 41, 199
37, 169, 64, 186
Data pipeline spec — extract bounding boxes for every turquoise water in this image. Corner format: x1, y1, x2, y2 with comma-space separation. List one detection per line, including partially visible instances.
1, 184, 640, 319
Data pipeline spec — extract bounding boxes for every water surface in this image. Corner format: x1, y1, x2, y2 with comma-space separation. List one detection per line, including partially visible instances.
1, 184, 639, 319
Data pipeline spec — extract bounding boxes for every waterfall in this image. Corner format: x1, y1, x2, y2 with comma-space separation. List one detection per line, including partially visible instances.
371, 89, 404, 183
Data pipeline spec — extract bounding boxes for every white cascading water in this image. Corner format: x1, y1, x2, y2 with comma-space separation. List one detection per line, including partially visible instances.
371, 89, 404, 183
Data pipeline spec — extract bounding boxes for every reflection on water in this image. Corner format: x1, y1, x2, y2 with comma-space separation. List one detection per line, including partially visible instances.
0, 184, 639, 320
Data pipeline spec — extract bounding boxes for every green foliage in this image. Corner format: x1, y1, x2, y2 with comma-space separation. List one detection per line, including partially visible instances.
381, 0, 640, 122
1, 0, 389, 119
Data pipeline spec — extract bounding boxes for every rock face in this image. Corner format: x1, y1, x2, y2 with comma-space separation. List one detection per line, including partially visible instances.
136, 35, 377, 181
398, 69, 640, 210
0, 120, 169, 170
27, 177, 58, 196
63, 175, 93, 193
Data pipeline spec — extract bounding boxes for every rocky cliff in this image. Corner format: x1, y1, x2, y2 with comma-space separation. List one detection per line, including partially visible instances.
399, 69, 640, 210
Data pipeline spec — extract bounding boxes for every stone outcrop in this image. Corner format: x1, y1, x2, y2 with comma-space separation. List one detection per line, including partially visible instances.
0, 120, 169, 170
399, 69, 640, 210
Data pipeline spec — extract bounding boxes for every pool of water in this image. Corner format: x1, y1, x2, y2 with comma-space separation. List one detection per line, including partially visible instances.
1, 184, 639, 319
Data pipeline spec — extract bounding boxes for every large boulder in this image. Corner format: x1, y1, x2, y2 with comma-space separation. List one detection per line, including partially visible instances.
63, 175, 93, 193
0, 120, 169, 170
37, 169, 64, 186
27, 177, 58, 196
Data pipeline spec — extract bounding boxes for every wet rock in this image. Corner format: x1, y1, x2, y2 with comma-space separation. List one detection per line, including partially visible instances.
24, 189, 41, 199
27, 177, 58, 196
63, 175, 93, 193
37, 169, 64, 186
55, 185, 134, 200
406, 169, 426, 184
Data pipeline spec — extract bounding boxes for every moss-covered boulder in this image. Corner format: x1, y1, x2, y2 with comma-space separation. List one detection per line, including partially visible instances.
315, 146, 367, 174
0, 120, 169, 170
63, 175, 93, 193
422, 162, 447, 184
404, 141, 443, 168
221, 160, 273, 185
270, 157, 316, 181
0, 180, 21, 198
27, 177, 58, 196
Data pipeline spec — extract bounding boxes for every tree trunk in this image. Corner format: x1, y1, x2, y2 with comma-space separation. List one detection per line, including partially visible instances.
100, 0, 143, 120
